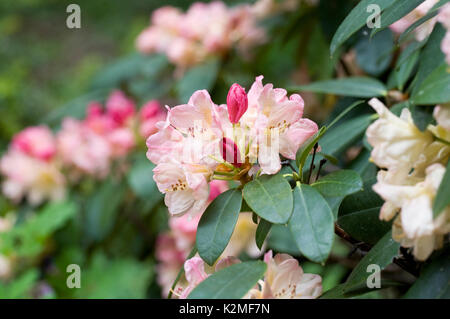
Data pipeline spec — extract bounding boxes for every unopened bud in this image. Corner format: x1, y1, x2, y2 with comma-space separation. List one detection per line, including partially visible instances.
227, 83, 248, 124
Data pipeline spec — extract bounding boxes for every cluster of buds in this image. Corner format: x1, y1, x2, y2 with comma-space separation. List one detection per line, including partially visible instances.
0, 90, 165, 205
366, 99, 450, 260
146, 75, 318, 217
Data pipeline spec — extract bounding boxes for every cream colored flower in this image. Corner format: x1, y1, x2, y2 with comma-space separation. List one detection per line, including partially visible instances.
245, 251, 322, 299
367, 98, 434, 173
374, 164, 450, 260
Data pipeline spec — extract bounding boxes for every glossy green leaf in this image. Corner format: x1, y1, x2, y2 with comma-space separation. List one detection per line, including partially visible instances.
312, 170, 363, 197
292, 77, 387, 97
337, 208, 392, 245
188, 261, 267, 299
411, 63, 450, 105
404, 250, 450, 298
372, 0, 425, 36
411, 24, 446, 94
356, 29, 394, 76
330, 0, 396, 55
288, 183, 334, 263
255, 218, 272, 250
196, 189, 242, 266
320, 115, 373, 156
243, 174, 293, 224
344, 230, 400, 292
433, 159, 450, 217
394, 47, 420, 91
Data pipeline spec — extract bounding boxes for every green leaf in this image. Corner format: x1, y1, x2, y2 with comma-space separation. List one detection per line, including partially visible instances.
312, 170, 363, 197
411, 63, 450, 105
356, 29, 394, 76
327, 100, 365, 129
0, 201, 77, 257
372, 0, 425, 36
267, 224, 301, 256
292, 77, 387, 97
344, 230, 400, 292
409, 104, 435, 131
75, 252, 153, 299
243, 174, 293, 224
433, 160, 450, 217
411, 24, 446, 94
127, 154, 162, 209
288, 183, 334, 263
404, 250, 450, 298
176, 58, 220, 103
196, 189, 242, 266
320, 115, 373, 156
394, 46, 420, 91
0, 270, 39, 298
84, 179, 126, 243
188, 261, 267, 299
255, 218, 272, 250
398, 0, 449, 43
330, 0, 396, 55
337, 208, 392, 245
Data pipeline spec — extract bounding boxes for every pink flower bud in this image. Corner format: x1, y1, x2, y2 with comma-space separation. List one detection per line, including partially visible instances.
227, 83, 248, 124
220, 137, 242, 167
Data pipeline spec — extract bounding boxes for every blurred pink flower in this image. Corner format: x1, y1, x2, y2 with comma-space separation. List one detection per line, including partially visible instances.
139, 100, 166, 138
105, 90, 136, 126
57, 118, 111, 178
438, 3, 450, 65
11, 126, 56, 161
136, 1, 265, 69
0, 150, 65, 205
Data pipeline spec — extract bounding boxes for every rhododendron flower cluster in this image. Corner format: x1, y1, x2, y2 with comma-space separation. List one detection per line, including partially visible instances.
175, 251, 322, 299
366, 98, 450, 260
136, 1, 266, 70
0, 91, 165, 205
0, 126, 65, 205
146, 76, 318, 217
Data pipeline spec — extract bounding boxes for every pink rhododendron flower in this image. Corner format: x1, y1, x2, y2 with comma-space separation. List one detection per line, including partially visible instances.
11, 126, 56, 161
246, 251, 322, 299
57, 118, 112, 178
139, 100, 166, 138
105, 90, 136, 126
136, 1, 265, 70
147, 76, 318, 217
0, 150, 65, 205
